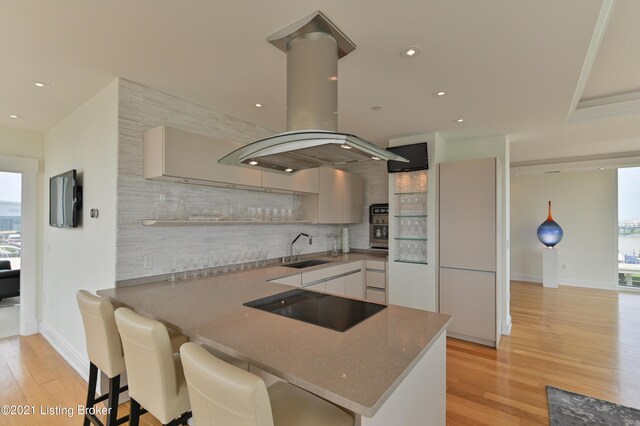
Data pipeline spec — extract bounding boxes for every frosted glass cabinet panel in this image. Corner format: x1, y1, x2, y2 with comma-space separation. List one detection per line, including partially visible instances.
394, 170, 428, 264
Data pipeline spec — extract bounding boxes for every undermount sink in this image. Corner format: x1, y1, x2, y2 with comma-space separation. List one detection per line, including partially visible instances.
284, 259, 332, 269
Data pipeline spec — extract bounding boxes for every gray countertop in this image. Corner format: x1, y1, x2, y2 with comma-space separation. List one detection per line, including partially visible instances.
99, 253, 450, 417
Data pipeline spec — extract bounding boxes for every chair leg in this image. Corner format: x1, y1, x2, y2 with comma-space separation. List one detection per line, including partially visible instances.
164, 411, 192, 426
106, 375, 120, 426
129, 399, 141, 426
83, 363, 99, 426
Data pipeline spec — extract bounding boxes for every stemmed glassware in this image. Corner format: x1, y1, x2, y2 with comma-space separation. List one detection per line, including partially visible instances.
191, 256, 201, 278
201, 256, 210, 276
181, 257, 190, 279
169, 259, 178, 283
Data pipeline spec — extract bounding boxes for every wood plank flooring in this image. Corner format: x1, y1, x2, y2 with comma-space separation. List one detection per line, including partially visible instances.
0, 281, 639, 425
447, 281, 640, 425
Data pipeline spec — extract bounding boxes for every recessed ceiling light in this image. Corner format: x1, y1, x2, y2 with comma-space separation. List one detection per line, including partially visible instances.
371, 156, 381, 161
285, 168, 294, 173
340, 144, 352, 150
371, 106, 382, 111
454, 118, 464, 123
400, 46, 421, 58
598, 167, 605, 170
329, 76, 338, 81
32, 81, 50, 88
254, 103, 263, 108
9, 114, 22, 119
249, 160, 258, 166
433, 90, 449, 97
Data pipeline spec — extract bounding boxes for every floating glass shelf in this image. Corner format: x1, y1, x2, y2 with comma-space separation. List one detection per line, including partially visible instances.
395, 214, 428, 218
394, 259, 428, 265
394, 237, 428, 241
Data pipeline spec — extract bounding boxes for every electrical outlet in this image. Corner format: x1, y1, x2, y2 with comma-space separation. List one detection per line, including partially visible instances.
143, 255, 152, 269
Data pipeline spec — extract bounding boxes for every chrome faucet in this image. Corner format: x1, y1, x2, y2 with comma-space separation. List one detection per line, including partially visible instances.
288, 232, 312, 262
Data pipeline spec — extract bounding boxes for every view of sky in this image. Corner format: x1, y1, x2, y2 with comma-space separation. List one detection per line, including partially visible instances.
0, 172, 21, 202
618, 167, 640, 222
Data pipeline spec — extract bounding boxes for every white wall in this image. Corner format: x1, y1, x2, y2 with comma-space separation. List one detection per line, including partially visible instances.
510, 170, 618, 289
41, 79, 119, 376
0, 126, 44, 319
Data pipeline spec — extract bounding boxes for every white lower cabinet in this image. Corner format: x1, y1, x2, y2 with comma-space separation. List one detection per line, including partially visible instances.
365, 260, 387, 303
366, 288, 386, 304
325, 277, 346, 295
269, 274, 302, 287
306, 281, 326, 292
345, 270, 364, 299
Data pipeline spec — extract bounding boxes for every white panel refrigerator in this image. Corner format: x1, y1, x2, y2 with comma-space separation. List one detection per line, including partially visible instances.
438, 157, 501, 347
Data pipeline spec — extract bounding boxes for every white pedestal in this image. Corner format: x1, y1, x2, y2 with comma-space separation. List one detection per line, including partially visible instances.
543, 248, 558, 288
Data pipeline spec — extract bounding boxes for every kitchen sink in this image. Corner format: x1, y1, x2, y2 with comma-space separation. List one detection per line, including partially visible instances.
283, 259, 332, 269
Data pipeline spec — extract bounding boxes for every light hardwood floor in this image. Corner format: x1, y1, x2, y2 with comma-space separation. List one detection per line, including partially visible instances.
1, 281, 639, 425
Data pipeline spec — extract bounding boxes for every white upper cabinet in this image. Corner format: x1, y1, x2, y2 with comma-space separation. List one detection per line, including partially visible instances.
143, 125, 262, 188
307, 167, 363, 224
261, 168, 319, 194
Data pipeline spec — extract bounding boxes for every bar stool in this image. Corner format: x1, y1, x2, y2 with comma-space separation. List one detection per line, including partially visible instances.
180, 342, 354, 426
114, 307, 191, 426
77, 290, 130, 426
76, 291, 189, 426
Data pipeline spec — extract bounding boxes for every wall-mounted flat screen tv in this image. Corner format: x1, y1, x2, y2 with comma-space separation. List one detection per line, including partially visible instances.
386, 142, 428, 173
49, 169, 82, 228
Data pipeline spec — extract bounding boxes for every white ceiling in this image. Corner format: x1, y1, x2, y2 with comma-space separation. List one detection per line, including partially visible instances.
2, 0, 639, 163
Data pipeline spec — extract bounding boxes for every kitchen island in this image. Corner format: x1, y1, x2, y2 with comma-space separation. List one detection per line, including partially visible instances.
98, 254, 451, 425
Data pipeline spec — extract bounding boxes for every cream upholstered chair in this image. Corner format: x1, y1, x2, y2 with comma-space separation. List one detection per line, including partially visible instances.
114, 307, 191, 426
77, 291, 189, 426
180, 342, 353, 426
77, 290, 128, 426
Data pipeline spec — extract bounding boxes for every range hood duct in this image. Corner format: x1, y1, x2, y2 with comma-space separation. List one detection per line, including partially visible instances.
219, 11, 407, 174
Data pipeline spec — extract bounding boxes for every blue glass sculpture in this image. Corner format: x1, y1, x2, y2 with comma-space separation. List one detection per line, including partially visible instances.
537, 201, 563, 249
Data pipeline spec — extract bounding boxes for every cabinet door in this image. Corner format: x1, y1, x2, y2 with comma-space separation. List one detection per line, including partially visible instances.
342, 172, 363, 224
161, 126, 262, 187
325, 276, 346, 296
302, 264, 345, 285
262, 169, 319, 193
317, 168, 345, 224
366, 288, 386, 304
305, 282, 326, 293
269, 274, 302, 287
439, 268, 495, 343
345, 270, 364, 299
365, 270, 386, 289
439, 158, 496, 271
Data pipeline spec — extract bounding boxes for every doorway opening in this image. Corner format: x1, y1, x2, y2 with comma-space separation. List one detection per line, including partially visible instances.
618, 167, 640, 288
0, 171, 22, 338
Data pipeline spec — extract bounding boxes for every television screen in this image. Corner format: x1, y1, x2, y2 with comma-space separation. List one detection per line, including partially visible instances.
49, 169, 81, 228
386, 143, 428, 173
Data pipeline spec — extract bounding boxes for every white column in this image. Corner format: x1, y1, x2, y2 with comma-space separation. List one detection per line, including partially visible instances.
543, 248, 559, 288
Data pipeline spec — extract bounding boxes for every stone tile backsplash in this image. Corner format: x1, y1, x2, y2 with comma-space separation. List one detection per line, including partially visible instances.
116, 80, 343, 281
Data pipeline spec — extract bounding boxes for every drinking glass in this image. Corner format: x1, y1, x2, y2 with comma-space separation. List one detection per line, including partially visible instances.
210, 256, 219, 274
169, 259, 178, 283
201, 256, 210, 276
191, 256, 201, 278
181, 257, 190, 279
221, 254, 231, 273
260, 249, 269, 267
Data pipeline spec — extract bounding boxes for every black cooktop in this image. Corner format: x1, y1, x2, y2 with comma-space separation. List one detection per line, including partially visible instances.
244, 289, 386, 332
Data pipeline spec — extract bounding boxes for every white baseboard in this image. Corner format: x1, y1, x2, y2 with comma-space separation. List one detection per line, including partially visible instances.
20, 319, 39, 336
510, 273, 541, 283
510, 274, 616, 290
559, 278, 617, 291
39, 321, 89, 382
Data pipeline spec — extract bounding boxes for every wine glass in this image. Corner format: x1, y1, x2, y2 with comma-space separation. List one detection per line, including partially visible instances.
221, 253, 231, 273
180, 257, 190, 279
169, 259, 178, 283
191, 256, 201, 278
201, 256, 210, 276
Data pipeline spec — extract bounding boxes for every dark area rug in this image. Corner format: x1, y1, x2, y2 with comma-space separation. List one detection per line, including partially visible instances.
547, 385, 640, 425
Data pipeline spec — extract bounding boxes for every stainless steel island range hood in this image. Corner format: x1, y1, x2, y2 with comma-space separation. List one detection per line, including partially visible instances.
219, 11, 407, 174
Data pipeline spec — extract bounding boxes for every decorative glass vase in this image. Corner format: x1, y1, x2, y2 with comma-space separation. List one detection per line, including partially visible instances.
537, 201, 563, 248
